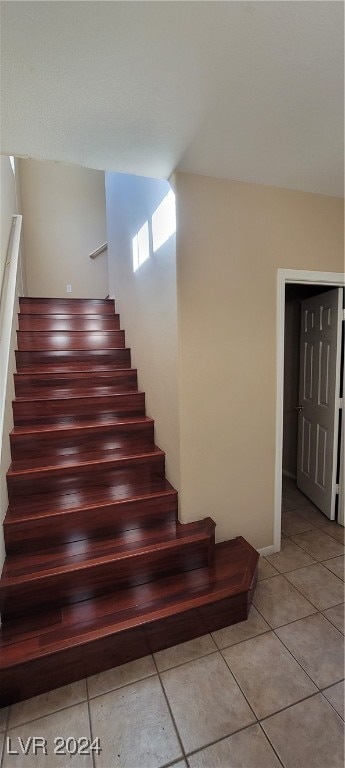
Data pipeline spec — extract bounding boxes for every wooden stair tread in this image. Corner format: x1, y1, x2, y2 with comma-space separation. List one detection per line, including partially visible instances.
18, 314, 121, 331
5, 478, 177, 522
19, 298, 116, 315
0, 539, 258, 664
10, 414, 153, 436
1, 296, 259, 705
8, 446, 164, 476
14, 385, 139, 399
1, 520, 214, 583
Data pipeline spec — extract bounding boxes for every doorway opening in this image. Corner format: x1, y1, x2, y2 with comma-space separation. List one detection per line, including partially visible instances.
274, 270, 345, 553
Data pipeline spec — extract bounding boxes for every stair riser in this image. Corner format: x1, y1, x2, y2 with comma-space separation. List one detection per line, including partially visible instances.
17, 331, 126, 351
4, 493, 178, 554
10, 422, 154, 461
0, 591, 252, 705
14, 370, 137, 396
14, 376, 138, 398
15, 349, 131, 372
18, 315, 121, 331
13, 393, 145, 425
7, 455, 166, 498
19, 299, 115, 315
0, 539, 212, 620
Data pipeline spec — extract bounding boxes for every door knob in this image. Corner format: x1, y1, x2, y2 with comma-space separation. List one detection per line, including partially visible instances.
295, 406, 304, 413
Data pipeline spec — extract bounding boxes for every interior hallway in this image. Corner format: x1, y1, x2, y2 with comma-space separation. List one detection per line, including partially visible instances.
0, 477, 343, 768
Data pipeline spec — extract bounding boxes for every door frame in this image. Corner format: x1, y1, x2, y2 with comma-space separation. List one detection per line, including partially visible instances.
274, 269, 345, 552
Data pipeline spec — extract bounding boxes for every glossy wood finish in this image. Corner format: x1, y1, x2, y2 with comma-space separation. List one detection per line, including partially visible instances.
19, 297, 116, 314
0, 520, 215, 619
19, 314, 121, 331
14, 369, 138, 396
0, 540, 258, 705
10, 415, 153, 461
16, 348, 131, 372
17, 330, 126, 350
1, 297, 259, 705
13, 391, 146, 425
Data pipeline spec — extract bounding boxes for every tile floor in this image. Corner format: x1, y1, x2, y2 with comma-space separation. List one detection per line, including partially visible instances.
0, 478, 344, 768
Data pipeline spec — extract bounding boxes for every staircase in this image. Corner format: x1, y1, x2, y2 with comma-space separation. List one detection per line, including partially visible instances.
0, 297, 258, 706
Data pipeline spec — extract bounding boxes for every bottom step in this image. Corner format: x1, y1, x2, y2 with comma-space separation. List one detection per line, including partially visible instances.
0, 538, 258, 706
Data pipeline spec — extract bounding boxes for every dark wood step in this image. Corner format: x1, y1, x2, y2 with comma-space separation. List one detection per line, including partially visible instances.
7, 447, 165, 498
10, 415, 154, 461
13, 391, 145, 425
18, 314, 121, 331
15, 348, 131, 372
4, 479, 178, 553
0, 539, 259, 705
14, 370, 138, 397
0, 520, 215, 620
17, 330, 126, 351
19, 298, 116, 315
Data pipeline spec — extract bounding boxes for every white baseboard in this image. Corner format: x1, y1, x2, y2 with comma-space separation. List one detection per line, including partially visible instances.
282, 468, 296, 480
257, 545, 276, 556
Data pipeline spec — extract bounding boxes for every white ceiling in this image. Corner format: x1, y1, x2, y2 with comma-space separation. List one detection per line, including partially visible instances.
1, 1, 344, 196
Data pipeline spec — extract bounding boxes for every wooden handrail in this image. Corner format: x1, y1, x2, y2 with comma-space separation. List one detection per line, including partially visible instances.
89, 242, 108, 260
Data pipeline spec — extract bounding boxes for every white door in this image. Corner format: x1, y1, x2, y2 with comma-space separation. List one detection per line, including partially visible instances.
297, 288, 343, 519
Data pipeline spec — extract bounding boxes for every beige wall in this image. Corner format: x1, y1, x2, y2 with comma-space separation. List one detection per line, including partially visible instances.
19, 159, 108, 298
174, 172, 344, 549
105, 173, 180, 490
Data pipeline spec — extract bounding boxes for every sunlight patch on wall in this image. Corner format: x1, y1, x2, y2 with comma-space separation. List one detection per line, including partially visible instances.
152, 190, 176, 253
132, 221, 149, 272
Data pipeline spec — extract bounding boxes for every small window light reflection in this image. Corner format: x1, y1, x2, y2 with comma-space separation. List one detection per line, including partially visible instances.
132, 221, 149, 272
152, 190, 176, 253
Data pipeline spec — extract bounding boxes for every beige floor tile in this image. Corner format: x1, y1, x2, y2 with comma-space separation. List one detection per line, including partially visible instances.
252, 575, 316, 628
323, 681, 345, 720
188, 723, 281, 768
8, 680, 87, 729
87, 655, 156, 698
281, 511, 316, 536
89, 676, 181, 768
161, 652, 255, 753
154, 634, 216, 672
323, 603, 345, 634
266, 538, 316, 573
297, 504, 332, 527
291, 529, 345, 560
314, 518, 345, 541
211, 606, 270, 649
0, 706, 8, 732
3, 703, 92, 768
285, 563, 345, 610
326, 525, 345, 544
222, 631, 316, 720
258, 558, 279, 580
276, 613, 344, 689
262, 694, 344, 768
323, 555, 345, 580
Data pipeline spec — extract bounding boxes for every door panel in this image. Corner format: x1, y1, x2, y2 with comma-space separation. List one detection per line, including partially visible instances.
297, 288, 342, 519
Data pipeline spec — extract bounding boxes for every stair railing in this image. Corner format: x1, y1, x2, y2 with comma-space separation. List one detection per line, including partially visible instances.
89, 242, 108, 260
0, 214, 23, 580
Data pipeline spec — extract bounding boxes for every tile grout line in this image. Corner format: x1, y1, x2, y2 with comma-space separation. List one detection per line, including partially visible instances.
85, 676, 96, 768
152, 653, 188, 766
280, 569, 345, 615
257, 722, 286, 768
0, 706, 10, 768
